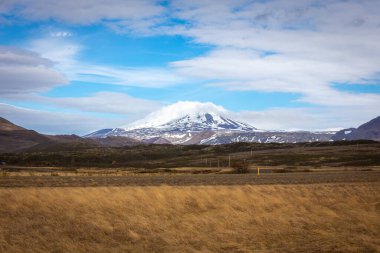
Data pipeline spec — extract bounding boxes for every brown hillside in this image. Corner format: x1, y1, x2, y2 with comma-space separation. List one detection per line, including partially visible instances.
0, 117, 26, 131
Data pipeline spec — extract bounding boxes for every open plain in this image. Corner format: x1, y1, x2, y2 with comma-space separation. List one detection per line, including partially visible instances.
1, 183, 379, 253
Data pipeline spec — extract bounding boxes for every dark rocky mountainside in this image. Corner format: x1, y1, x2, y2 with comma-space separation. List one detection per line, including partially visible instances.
0, 117, 51, 153
332, 116, 380, 141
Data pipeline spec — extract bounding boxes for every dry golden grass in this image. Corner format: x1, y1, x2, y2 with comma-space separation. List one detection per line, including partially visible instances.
1, 183, 379, 253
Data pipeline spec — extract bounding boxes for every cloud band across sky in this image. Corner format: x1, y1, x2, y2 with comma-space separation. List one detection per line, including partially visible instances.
0, 0, 379, 134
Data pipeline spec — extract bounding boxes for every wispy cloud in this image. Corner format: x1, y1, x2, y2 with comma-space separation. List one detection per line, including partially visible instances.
50, 31, 72, 37
28, 37, 186, 88
40, 92, 163, 115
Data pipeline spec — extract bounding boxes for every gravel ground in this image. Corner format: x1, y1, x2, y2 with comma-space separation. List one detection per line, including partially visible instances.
0, 170, 379, 187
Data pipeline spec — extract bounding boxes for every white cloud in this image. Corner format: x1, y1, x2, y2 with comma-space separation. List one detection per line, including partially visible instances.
167, 0, 380, 108
41, 92, 163, 115
50, 31, 72, 37
125, 101, 228, 129
0, 0, 163, 26
29, 38, 80, 68
0, 46, 67, 95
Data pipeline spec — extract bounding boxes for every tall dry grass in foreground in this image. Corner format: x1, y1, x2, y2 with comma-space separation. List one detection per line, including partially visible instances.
0, 184, 379, 253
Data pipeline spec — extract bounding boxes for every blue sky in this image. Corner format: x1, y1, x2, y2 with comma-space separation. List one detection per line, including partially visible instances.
0, 0, 379, 134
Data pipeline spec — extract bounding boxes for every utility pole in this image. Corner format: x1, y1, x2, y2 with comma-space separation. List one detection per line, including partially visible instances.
228, 155, 231, 168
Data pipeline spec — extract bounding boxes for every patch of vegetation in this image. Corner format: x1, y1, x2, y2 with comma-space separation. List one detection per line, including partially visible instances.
231, 161, 249, 174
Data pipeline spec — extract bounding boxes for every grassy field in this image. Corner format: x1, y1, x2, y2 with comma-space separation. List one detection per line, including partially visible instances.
1, 183, 379, 253
1, 170, 380, 187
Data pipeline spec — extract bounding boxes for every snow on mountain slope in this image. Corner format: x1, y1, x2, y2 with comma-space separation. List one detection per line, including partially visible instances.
84, 128, 125, 138
152, 112, 256, 132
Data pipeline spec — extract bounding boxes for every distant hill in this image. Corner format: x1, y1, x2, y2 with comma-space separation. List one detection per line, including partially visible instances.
0, 117, 142, 153
0, 117, 51, 153
332, 116, 380, 141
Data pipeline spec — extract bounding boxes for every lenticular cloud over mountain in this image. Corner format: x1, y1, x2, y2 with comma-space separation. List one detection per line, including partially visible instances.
124, 101, 229, 130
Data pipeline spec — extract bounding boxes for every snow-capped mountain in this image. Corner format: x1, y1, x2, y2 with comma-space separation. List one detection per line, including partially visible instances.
85, 101, 259, 144
85, 111, 258, 144
84, 101, 336, 144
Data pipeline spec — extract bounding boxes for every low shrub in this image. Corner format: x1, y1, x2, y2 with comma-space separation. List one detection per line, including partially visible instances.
232, 161, 249, 174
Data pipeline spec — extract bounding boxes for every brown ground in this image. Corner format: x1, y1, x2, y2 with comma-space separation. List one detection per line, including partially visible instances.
1, 170, 379, 187
1, 183, 379, 253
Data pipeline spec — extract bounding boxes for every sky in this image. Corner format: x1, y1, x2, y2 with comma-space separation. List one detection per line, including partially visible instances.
0, 0, 380, 134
